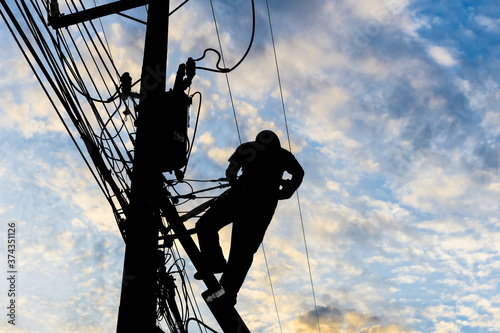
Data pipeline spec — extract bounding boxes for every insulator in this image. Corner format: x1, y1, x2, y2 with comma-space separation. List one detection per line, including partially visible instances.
120, 72, 132, 96
49, 0, 59, 17
186, 57, 195, 79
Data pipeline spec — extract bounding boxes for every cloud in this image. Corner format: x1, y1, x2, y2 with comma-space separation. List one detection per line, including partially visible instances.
327, 180, 341, 192
4, 0, 500, 332
198, 131, 215, 146
428, 46, 458, 67
433, 321, 461, 333
0, 54, 34, 86
346, 0, 412, 29
481, 111, 500, 136
396, 167, 471, 213
290, 304, 417, 333
0, 90, 65, 138
237, 100, 259, 118
391, 275, 425, 284
12, 214, 123, 332
207, 146, 234, 165
475, 15, 500, 33
31, 155, 118, 235
417, 218, 467, 234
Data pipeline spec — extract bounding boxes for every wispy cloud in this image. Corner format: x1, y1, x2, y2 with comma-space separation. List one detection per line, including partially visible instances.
1, 0, 500, 332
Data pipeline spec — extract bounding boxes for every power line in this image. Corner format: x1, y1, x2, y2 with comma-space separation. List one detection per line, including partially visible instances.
207, 0, 285, 327
264, 0, 291, 150
262, 243, 283, 333
1, 1, 209, 329
208, 0, 241, 144
0, 0, 106, 200
3, 0, 308, 331
194, 0, 255, 75
265, 0, 321, 331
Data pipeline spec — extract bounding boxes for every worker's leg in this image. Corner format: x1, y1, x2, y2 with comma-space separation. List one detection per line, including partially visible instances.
195, 194, 235, 272
219, 224, 265, 295
219, 200, 278, 300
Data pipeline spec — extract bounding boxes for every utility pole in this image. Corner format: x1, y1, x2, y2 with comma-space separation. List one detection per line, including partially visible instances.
48, 1, 251, 331
116, 0, 170, 331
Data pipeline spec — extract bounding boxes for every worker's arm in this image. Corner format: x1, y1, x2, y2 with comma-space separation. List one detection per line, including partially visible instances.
225, 159, 241, 186
278, 153, 304, 200
225, 142, 252, 186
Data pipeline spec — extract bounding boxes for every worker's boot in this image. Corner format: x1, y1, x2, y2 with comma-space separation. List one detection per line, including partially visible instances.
194, 259, 226, 280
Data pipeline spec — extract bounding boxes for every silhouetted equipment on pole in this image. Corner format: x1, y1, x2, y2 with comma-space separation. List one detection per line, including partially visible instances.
47, 1, 251, 332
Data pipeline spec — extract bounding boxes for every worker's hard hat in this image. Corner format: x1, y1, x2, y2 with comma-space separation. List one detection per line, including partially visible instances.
256, 130, 280, 149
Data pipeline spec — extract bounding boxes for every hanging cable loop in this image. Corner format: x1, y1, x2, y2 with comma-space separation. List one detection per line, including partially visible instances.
192, 48, 229, 73
193, 0, 255, 73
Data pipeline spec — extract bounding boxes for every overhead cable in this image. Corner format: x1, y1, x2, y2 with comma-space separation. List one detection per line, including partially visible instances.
207, 0, 242, 143
265, 0, 321, 331
194, 0, 255, 74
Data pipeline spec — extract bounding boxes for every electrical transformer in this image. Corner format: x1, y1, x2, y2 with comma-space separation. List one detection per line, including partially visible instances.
152, 89, 191, 173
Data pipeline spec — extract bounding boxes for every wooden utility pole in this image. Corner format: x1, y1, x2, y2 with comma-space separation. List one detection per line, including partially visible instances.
116, 0, 170, 331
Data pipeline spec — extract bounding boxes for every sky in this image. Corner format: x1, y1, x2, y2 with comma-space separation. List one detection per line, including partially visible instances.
1, 0, 500, 332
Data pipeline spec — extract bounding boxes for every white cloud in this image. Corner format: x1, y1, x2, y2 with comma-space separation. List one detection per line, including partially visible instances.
207, 146, 233, 165
326, 180, 341, 192
417, 218, 467, 234
428, 46, 457, 67
481, 111, 500, 136
475, 15, 500, 33
198, 131, 215, 146
301, 86, 353, 145
434, 321, 461, 333
0, 203, 11, 215
348, 0, 410, 22
392, 275, 425, 284
364, 256, 396, 265
57, 230, 76, 252
30, 153, 118, 235
0, 90, 65, 138
245, 117, 282, 141
360, 158, 380, 172
237, 100, 259, 118
396, 167, 471, 213
0, 56, 33, 86
360, 57, 390, 78
424, 305, 457, 320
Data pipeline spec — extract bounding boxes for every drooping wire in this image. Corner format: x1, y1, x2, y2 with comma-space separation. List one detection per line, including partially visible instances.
265, 1, 321, 331
183, 91, 202, 175
2, 0, 288, 331
57, 1, 136, 187
0, 0, 107, 201
56, 20, 133, 190
3, 2, 216, 331
185, 318, 218, 333
194, 0, 255, 74
19, 0, 131, 231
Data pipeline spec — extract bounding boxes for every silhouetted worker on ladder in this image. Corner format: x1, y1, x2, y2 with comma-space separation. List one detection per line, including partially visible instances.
195, 130, 305, 305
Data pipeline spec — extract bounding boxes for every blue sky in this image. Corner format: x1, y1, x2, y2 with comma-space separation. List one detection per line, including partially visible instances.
1, 0, 500, 332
